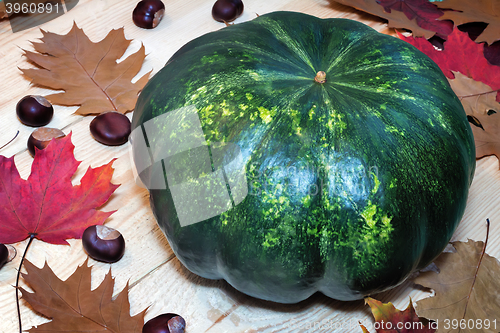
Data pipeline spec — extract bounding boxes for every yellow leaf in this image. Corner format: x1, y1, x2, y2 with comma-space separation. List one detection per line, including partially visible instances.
364, 297, 436, 332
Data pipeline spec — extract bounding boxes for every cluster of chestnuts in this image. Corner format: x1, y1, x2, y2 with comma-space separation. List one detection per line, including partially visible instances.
131, 0, 244, 30
16, 95, 63, 157
15, 91, 178, 333
17, 0, 245, 154
16, 94, 131, 156
8, 0, 255, 327
212, 0, 244, 23
81, 225, 186, 332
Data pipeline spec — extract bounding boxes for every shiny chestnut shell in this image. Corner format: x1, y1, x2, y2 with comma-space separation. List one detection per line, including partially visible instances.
229, 0, 243, 16
142, 313, 186, 333
0, 244, 8, 270
212, 0, 243, 23
133, 0, 165, 29
27, 127, 65, 157
89, 112, 131, 146
0, 244, 16, 270
82, 225, 125, 263
16, 95, 54, 127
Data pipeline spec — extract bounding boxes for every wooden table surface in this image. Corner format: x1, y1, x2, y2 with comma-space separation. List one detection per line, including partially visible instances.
1, 1, 499, 332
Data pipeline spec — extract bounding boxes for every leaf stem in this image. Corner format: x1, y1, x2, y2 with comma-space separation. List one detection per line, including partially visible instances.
16, 234, 36, 333
458, 89, 498, 100
0, 131, 20, 150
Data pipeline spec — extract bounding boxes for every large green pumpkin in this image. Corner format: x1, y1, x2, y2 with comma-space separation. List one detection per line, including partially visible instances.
131, 11, 475, 302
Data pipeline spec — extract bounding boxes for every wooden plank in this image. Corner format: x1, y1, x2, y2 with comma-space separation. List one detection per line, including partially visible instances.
0, 0, 498, 332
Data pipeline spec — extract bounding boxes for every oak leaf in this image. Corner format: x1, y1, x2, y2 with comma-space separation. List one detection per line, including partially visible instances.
332, 0, 443, 38
20, 258, 146, 332
448, 72, 500, 160
414, 240, 500, 333
361, 297, 436, 332
399, 27, 500, 102
0, 133, 118, 245
21, 22, 149, 115
434, 0, 500, 44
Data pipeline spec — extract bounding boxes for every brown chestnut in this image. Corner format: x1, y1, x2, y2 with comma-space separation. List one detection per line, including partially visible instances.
89, 111, 131, 146
133, 0, 165, 29
0, 244, 17, 270
212, 0, 243, 23
228, 0, 243, 16
143, 313, 186, 333
27, 127, 65, 157
16, 95, 54, 127
0, 244, 8, 270
82, 225, 125, 263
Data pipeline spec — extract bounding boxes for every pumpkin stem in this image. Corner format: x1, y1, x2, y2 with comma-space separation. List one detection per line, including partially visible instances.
314, 71, 326, 83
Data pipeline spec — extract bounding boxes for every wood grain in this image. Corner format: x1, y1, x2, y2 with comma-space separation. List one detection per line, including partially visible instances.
0, 1, 498, 332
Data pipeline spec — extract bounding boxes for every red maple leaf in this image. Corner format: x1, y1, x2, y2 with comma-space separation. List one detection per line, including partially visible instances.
0, 133, 118, 245
399, 27, 500, 102
376, 0, 453, 38
361, 297, 436, 332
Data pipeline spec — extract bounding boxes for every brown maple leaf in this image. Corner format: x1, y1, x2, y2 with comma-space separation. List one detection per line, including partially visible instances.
361, 298, 436, 332
434, 0, 500, 45
448, 72, 500, 160
0, 132, 118, 245
414, 223, 500, 332
21, 22, 150, 116
20, 258, 146, 332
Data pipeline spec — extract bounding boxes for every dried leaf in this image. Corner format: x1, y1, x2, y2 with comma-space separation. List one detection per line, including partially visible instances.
484, 41, 500, 66
434, 0, 500, 44
362, 297, 436, 332
414, 240, 500, 332
449, 72, 500, 116
0, 133, 119, 245
466, 110, 500, 160
375, 0, 453, 38
399, 27, 500, 102
335, 0, 453, 38
20, 22, 149, 115
20, 259, 146, 332
447, 72, 500, 160
0, 2, 6, 19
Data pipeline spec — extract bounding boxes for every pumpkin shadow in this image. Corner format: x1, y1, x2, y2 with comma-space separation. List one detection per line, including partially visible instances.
176, 260, 365, 314
175, 259, 426, 328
